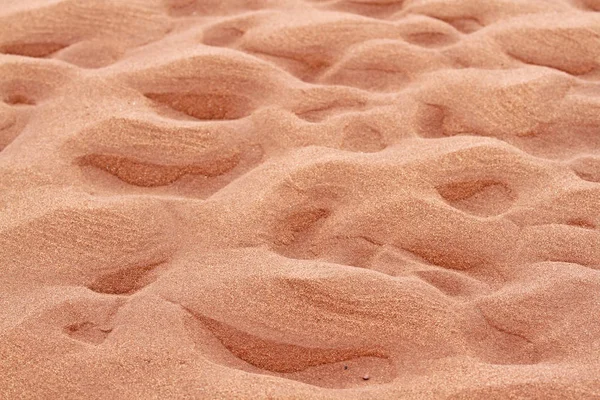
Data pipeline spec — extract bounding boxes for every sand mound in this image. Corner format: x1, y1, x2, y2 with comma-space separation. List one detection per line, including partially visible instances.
1, 0, 600, 398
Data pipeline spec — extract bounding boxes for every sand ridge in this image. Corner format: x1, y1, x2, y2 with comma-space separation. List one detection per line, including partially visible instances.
1, 0, 600, 398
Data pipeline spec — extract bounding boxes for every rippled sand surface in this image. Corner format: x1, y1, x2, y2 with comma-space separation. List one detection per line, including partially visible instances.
1, 0, 600, 398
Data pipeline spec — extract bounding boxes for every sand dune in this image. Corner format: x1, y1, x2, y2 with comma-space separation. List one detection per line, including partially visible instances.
1, 0, 600, 398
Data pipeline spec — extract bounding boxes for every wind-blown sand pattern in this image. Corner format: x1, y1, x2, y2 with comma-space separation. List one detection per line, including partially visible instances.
1, 0, 600, 398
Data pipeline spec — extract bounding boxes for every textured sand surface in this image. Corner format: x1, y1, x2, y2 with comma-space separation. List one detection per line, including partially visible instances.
2, 0, 600, 398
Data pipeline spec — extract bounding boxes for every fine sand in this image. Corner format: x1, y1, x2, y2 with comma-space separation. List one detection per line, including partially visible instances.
2, 0, 600, 398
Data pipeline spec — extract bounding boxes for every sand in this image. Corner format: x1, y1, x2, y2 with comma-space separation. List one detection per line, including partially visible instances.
1, 0, 600, 398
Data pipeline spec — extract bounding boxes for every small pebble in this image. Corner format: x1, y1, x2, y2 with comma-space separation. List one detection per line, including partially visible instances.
363, 374, 370, 381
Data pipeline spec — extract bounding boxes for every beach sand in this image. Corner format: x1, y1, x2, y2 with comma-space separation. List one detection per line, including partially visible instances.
1, 0, 600, 398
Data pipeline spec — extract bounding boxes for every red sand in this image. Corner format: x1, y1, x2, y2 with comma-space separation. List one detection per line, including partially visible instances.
1, 0, 600, 398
